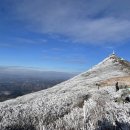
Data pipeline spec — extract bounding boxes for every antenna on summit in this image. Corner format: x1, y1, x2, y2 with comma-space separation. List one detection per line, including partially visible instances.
110, 50, 116, 57
112, 50, 115, 55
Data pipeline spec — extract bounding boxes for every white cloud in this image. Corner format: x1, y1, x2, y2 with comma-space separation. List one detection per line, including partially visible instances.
9, 0, 130, 45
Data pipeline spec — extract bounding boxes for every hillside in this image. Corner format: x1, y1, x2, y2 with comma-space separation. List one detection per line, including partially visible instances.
0, 54, 130, 130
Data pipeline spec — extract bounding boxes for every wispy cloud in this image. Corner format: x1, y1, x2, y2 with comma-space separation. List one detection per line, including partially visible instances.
42, 54, 87, 65
0, 37, 48, 48
15, 37, 47, 45
0, 43, 14, 48
4, 0, 130, 45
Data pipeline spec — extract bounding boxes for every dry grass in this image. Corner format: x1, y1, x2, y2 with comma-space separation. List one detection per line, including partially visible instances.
99, 76, 130, 87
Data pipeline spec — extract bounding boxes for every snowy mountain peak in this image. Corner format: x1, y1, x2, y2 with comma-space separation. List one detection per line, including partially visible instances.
81, 54, 130, 82
108, 53, 119, 59
99, 53, 122, 65
93, 53, 129, 69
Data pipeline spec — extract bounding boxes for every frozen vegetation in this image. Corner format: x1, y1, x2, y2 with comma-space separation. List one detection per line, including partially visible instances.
0, 54, 130, 130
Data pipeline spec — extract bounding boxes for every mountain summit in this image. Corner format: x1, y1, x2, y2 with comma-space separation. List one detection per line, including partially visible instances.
81, 53, 130, 83
0, 55, 130, 130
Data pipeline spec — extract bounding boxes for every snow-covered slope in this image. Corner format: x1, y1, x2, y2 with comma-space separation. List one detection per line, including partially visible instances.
0, 54, 130, 130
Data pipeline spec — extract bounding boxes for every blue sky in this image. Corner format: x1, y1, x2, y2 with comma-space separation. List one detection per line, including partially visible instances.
0, 0, 130, 73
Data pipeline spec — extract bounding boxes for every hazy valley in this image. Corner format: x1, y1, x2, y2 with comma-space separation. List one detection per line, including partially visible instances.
0, 67, 75, 102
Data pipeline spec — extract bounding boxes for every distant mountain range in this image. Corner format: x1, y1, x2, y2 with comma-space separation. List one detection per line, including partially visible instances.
0, 66, 76, 80
0, 54, 130, 130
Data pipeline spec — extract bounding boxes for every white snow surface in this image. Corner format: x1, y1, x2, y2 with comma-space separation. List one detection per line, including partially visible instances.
0, 54, 130, 130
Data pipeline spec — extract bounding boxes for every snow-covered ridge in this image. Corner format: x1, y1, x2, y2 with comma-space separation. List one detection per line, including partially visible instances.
0, 54, 130, 130
81, 54, 130, 81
